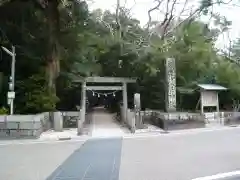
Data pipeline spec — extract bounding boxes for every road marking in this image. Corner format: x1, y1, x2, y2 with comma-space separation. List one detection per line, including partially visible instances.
80, 164, 91, 180
123, 126, 240, 139
192, 170, 240, 180
110, 157, 116, 180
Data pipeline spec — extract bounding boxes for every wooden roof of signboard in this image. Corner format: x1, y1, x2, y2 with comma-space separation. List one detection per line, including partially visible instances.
197, 84, 227, 91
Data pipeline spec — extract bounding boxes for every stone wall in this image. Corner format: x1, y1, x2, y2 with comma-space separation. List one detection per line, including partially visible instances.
0, 112, 51, 139
141, 110, 205, 130
142, 110, 204, 122
142, 110, 240, 129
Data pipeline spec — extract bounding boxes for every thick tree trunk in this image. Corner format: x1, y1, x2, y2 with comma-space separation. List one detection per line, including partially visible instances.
45, 0, 60, 94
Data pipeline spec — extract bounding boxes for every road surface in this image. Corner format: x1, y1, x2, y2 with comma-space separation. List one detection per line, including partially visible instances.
1, 127, 240, 180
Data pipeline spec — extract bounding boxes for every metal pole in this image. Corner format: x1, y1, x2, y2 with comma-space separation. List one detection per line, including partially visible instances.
1, 46, 16, 115
10, 46, 15, 115
11, 46, 15, 91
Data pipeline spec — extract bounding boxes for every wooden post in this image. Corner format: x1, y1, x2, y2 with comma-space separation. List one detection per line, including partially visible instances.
200, 91, 204, 115
122, 82, 128, 122
78, 81, 86, 135
216, 92, 220, 113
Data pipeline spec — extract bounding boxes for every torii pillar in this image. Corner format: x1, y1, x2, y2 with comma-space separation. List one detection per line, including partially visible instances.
122, 82, 128, 122
78, 81, 86, 135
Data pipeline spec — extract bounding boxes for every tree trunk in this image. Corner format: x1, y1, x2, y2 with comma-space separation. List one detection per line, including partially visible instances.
45, 0, 60, 94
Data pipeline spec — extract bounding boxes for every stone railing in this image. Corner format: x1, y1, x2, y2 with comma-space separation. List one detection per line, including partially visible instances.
204, 111, 240, 126
0, 112, 51, 139
61, 111, 80, 128
55, 110, 86, 134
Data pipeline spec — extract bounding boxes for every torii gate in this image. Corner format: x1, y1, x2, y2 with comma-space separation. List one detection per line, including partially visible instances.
74, 76, 136, 134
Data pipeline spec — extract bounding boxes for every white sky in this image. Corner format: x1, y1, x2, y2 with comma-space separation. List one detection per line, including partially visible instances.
87, 0, 240, 49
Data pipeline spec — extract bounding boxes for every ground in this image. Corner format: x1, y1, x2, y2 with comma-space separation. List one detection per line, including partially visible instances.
1, 108, 240, 180
1, 127, 240, 180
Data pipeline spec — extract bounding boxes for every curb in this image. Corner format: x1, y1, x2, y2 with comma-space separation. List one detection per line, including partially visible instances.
58, 136, 72, 141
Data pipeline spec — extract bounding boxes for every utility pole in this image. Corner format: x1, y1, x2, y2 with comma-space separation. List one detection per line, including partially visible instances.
1, 46, 16, 115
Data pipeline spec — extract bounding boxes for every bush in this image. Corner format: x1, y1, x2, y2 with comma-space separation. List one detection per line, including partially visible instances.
0, 107, 8, 115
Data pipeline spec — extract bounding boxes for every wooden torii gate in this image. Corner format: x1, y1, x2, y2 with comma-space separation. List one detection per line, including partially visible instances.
74, 76, 136, 134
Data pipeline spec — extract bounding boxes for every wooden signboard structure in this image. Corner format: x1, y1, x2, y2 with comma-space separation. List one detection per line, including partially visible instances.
197, 84, 227, 114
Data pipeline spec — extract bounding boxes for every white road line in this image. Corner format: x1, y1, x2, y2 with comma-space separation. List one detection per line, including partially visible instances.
81, 164, 92, 180
192, 171, 240, 180
123, 126, 240, 139
110, 157, 116, 180
0, 138, 88, 146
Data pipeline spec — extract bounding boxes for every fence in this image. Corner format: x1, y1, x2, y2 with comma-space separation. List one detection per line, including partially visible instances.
216, 111, 240, 126
62, 111, 80, 128
61, 110, 87, 135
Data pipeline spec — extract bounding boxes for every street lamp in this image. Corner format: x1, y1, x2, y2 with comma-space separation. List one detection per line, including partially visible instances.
1, 46, 16, 115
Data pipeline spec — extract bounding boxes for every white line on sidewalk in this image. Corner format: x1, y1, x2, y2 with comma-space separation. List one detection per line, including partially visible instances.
1, 125, 240, 145
0, 138, 89, 146
192, 170, 240, 180
123, 126, 240, 139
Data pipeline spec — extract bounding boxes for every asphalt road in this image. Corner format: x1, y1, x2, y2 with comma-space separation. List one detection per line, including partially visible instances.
120, 127, 240, 180
0, 141, 85, 180
1, 127, 240, 180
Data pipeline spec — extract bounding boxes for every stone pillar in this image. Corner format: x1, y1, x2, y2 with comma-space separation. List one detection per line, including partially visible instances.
122, 82, 128, 122
77, 109, 83, 135
78, 81, 86, 135
165, 58, 176, 112
53, 111, 63, 132
134, 93, 142, 129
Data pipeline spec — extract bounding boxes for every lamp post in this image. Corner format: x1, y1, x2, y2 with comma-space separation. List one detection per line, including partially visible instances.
1, 46, 16, 115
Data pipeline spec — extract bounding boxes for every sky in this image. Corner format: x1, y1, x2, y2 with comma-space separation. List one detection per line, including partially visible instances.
87, 0, 240, 50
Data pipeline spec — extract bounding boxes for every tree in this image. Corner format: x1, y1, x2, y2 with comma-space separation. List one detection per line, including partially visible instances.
1, 0, 240, 113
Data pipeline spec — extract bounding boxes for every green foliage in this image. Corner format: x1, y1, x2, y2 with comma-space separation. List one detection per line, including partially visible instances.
0, 107, 8, 115
16, 74, 59, 113
0, 0, 240, 113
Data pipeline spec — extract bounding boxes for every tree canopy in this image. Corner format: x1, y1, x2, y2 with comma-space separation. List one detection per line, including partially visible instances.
0, 0, 240, 113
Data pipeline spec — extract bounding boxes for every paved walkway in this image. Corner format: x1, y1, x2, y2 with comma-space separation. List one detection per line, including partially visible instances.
91, 107, 127, 137
47, 138, 122, 180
